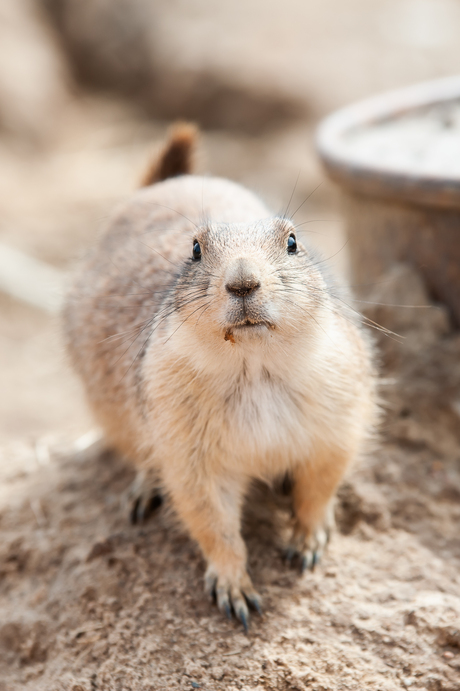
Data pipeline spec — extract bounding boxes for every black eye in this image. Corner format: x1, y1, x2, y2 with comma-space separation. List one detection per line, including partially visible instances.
192, 240, 201, 261
287, 234, 297, 253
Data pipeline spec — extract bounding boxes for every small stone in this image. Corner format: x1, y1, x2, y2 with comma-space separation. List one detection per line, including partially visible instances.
325, 569, 337, 578
86, 538, 114, 561
210, 666, 225, 680
443, 651, 454, 659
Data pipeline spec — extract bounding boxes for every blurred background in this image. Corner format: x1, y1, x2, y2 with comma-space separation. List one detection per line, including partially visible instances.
2, 0, 460, 460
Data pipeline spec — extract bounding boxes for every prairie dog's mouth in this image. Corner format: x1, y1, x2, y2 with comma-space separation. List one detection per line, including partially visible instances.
232, 318, 274, 329
224, 320, 275, 341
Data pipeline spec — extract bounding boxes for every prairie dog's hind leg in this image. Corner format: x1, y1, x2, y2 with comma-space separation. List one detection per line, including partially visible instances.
285, 447, 351, 572
163, 467, 261, 630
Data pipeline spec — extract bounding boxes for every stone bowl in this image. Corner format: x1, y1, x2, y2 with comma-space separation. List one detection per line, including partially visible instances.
316, 75, 460, 326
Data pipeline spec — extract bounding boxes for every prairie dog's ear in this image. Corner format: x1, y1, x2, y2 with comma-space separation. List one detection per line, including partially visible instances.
140, 122, 199, 187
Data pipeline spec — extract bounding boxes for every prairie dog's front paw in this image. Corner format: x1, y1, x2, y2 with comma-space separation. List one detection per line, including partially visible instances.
204, 564, 262, 631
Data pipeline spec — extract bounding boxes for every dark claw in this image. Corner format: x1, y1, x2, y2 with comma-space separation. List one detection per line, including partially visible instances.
140, 493, 163, 522
301, 551, 320, 573
148, 493, 163, 514
238, 609, 249, 633
224, 602, 232, 620
130, 493, 163, 525
245, 594, 262, 615
301, 555, 308, 574
209, 580, 217, 602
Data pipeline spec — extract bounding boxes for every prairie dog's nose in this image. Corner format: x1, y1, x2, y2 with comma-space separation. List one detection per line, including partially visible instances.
225, 258, 261, 297
226, 277, 260, 297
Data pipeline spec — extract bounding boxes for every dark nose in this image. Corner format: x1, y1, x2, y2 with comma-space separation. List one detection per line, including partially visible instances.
226, 276, 260, 297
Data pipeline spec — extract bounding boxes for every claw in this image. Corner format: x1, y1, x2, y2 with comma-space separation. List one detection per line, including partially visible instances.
301, 551, 314, 573
237, 608, 249, 633
205, 567, 260, 628
245, 592, 262, 615
139, 493, 162, 522
301, 555, 308, 574
130, 492, 163, 524
148, 493, 163, 514
217, 586, 231, 615
301, 549, 321, 573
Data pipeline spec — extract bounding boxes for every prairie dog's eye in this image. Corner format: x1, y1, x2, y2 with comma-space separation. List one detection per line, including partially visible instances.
287, 233, 297, 253
192, 240, 201, 261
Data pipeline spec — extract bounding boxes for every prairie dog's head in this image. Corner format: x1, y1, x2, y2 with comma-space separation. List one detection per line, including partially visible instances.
171, 217, 329, 347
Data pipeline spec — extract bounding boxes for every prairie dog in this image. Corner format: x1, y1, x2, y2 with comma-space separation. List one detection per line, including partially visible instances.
64, 124, 377, 629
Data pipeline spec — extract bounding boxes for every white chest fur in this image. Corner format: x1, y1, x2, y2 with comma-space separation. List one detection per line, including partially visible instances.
143, 326, 349, 481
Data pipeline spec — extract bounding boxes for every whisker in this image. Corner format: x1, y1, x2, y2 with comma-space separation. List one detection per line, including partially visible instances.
163, 300, 212, 345
328, 293, 404, 341
310, 238, 350, 267
276, 280, 404, 342
294, 218, 339, 229
339, 298, 434, 309
111, 317, 156, 370
98, 321, 153, 345
289, 182, 323, 220
281, 168, 301, 220
118, 327, 156, 383
280, 295, 337, 346
136, 239, 181, 267
194, 299, 215, 328
144, 201, 200, 231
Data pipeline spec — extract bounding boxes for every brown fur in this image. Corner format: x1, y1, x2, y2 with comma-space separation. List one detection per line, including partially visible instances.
140, 122, 198, 187
64, 130, 378, 629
